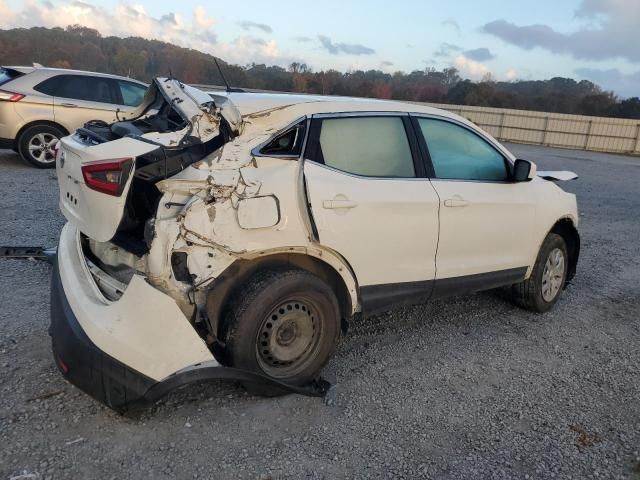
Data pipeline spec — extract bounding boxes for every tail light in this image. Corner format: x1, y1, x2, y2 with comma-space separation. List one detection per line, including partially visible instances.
81, 158, 134, 196
0, 89, 25, 102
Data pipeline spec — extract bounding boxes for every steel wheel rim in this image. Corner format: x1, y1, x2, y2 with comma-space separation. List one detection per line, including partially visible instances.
256, 298, 322, 378
27, 133, 58, 164
541, 247, 565, 302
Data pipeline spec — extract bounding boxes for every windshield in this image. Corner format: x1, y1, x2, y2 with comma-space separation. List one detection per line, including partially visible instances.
0, 68, 23, 87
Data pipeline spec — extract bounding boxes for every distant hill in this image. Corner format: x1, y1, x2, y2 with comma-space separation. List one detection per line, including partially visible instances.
1, 25, 638, 119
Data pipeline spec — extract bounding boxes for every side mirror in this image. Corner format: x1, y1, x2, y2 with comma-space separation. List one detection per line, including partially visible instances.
513, 159, 537, 182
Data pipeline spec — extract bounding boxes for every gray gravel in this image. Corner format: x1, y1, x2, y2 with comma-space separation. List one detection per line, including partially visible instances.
1, 144, 639, 480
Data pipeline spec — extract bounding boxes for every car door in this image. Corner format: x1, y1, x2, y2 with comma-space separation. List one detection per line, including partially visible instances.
51, 75, 125, 131
412, 116, 537, 296
303, 113, 440, 314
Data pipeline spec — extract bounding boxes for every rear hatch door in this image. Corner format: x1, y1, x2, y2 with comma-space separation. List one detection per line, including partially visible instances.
57, 135, 158, 242
57, 78, 236, 242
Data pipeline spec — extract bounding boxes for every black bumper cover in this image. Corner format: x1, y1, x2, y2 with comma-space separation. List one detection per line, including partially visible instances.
0, 137, 15, 150
49, 261, 329, 413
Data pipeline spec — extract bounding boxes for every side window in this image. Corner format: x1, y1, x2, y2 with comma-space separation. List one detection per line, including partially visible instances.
312, 116, 415, 178
33, 76, 62, 96
417, 118, 508, 181
118, 80, 146, 107
52, 75, 117, 104
259, 120, 306, 156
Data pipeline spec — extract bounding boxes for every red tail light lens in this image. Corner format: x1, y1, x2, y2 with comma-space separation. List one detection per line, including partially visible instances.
81, 158, 134, 196
0, 89, 25, 102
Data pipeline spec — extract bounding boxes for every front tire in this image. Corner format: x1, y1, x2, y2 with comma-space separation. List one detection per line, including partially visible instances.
221, 268, 340, 395
512, 233, 568, 313
18, 124, 65, 169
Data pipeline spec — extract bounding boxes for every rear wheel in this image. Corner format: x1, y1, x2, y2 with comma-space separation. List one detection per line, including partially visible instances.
512, 233, 568, 312
221, 268, 340, 395
18, 124, 65, 169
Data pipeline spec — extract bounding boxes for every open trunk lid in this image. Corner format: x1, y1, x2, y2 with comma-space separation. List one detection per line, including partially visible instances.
56, 78, 240, 244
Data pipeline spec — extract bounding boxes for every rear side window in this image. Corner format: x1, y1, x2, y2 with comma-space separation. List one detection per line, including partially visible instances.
0, 67, 24, 87
312, 117, 415, 178
417, 118, 508, 181
259, 120, 306, 156
35, 75, 117, 104
118, 80, 146, 107
34, 76, 61, 95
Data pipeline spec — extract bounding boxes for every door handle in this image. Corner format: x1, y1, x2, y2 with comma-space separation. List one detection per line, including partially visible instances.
444, 197, 469, 207
60, 102, 78, 108
322, 199, 357, 209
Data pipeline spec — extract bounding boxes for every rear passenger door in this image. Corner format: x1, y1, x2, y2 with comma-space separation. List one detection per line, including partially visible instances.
302, 113, 441, 314
44, 75, 124, 131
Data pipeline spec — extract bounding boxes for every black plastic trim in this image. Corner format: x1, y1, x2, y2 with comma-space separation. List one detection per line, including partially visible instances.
360, 280, 434, 316
360, 267, 528, 316
431, 267, 527, 300
0, 137, 15, 149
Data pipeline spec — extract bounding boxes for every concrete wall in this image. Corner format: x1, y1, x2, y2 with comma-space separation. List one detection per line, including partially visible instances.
421, 103, 640, 155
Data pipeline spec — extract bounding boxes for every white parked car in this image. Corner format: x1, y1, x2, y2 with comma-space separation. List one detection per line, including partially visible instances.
51, 78, 580, 411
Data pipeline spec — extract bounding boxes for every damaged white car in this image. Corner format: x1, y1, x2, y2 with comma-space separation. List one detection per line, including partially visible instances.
50, 78, 580, 411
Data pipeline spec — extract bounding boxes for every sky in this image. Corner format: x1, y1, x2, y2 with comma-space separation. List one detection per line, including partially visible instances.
1, 0, 638, 97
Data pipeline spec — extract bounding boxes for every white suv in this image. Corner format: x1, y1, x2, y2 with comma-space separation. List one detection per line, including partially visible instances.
50, 79, 580, 411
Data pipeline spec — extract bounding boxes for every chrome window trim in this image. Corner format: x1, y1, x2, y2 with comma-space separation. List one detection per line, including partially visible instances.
312, 111, 409, 119
251, 116, 309, 159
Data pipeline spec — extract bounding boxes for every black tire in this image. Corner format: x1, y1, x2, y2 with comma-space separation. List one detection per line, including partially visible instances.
512, 233, 568, 313
18, 124, 65, 169
221, 268, 340, 396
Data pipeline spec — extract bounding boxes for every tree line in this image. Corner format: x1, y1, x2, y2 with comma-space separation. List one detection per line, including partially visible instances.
1, 25, 638, 119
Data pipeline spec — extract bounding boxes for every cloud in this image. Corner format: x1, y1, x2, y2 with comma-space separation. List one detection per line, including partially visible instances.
441, 17, 461, 33
381, 60, 394, 67
293, 36, 313, 43
193, 5, 215, 31
433, 42, 462, 58
238, 21, 272, 34
574, 67, 640, 98
462, 47, 495, 62
482, 0, 640, 62
505, 68, 518, 81
0, 1, 307, 69
317, 35, 375, 55
454, 54, 490, 79
0, 0, 16, 24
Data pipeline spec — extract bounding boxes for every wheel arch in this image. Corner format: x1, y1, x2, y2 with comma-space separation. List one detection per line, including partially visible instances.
16, 120, 70, 145
548, 217, 580, 284
206, 250, 359, 339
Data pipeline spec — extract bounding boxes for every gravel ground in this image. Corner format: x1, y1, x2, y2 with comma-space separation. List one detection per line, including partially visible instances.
1, 144, 639, 480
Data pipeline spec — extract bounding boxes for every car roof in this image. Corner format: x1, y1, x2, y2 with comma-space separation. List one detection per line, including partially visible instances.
2, 65, 146, 84
218, 90, 471, 127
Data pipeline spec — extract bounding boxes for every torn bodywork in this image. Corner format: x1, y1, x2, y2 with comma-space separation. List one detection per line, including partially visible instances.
53, 80, 359, 410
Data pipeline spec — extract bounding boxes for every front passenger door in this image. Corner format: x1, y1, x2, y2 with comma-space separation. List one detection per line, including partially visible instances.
303, 114, 441, 313
414, 116, 537, 295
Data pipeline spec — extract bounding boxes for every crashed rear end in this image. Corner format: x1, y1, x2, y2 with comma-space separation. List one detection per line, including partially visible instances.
51, 79, 326, 412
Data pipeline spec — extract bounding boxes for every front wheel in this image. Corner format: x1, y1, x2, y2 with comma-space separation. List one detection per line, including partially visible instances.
220, 268, 341, 395
18, 124, 65, 169
512, 233, 568, 313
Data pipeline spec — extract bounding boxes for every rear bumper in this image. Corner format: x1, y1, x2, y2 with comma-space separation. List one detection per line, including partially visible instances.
50, 261, 154, 411
49, 223, 329, 412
